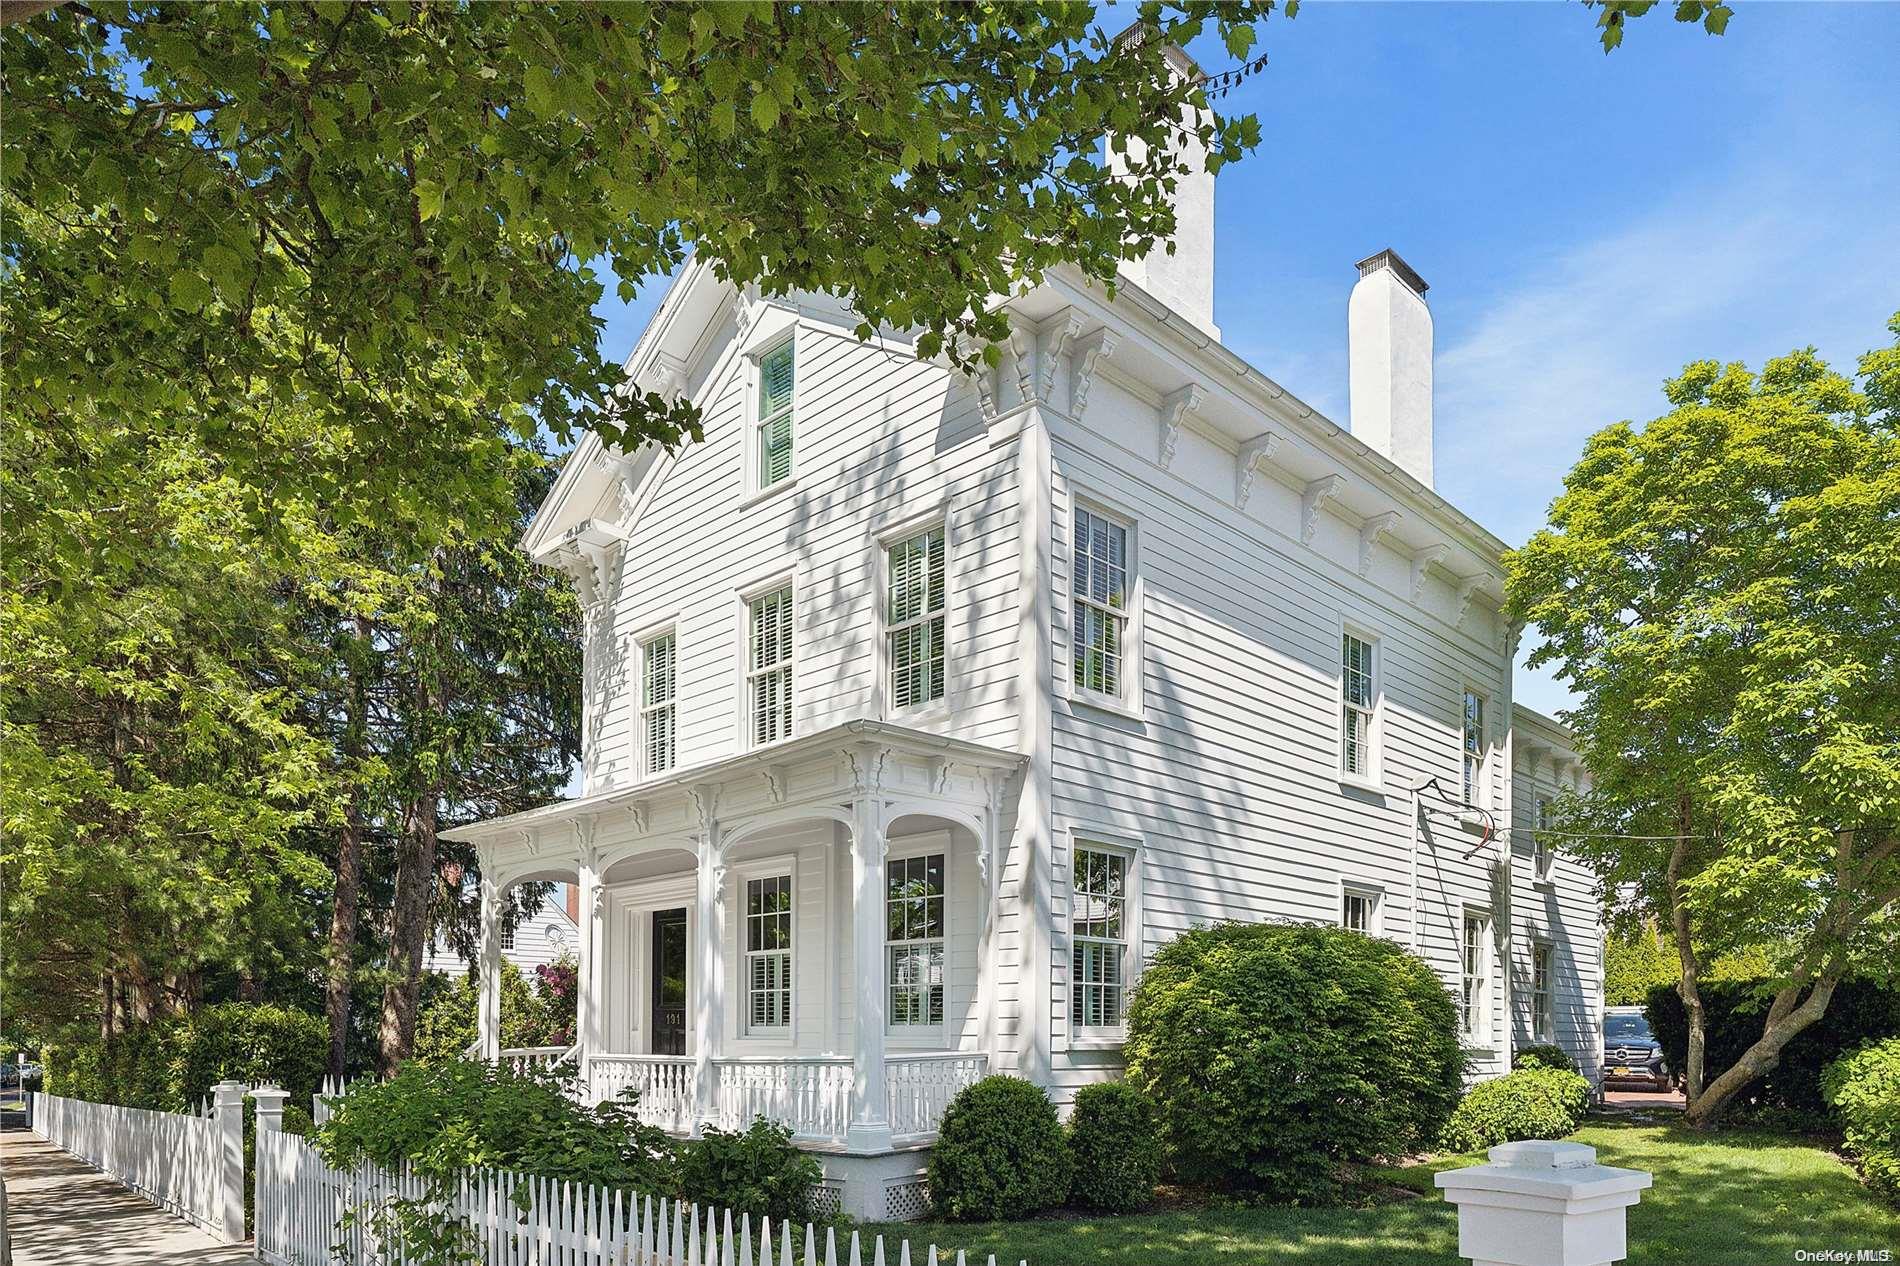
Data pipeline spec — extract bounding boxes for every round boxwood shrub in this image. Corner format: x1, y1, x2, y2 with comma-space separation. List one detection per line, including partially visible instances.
1513, 1044, 1578, 1074
1823, 1037, 1900, 1202
1125, 922, 1463, 1202
927, 1075, 1071, 1220
1440, 1066, 1592, 1153
1066, 1082, 1161, 1212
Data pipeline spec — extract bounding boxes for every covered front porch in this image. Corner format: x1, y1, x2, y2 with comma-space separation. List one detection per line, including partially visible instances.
449, 721, 1023, 1154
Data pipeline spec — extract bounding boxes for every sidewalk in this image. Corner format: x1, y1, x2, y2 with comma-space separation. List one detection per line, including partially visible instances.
0, 1128, 257, 1265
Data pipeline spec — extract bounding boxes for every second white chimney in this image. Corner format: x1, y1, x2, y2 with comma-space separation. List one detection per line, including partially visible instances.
1349, 249, 1434, 489
1106, 38, 1219, 341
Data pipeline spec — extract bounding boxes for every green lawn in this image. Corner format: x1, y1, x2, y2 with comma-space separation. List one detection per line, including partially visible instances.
868, 1118, 1899, 1265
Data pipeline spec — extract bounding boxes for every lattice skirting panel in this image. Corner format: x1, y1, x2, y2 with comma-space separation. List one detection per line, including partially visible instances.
809, 1182, 844, 1220
881, 1178, 932, 1223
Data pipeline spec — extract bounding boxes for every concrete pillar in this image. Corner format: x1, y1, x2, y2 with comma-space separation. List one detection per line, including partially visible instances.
692, 827, 725, 1132
1435, 1140, 1652, 1266
210, 1080, 247, 1244
846, 794, 893, 1154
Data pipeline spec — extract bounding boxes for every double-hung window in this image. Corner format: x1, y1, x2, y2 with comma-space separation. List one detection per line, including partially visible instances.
641, 632, 677, 775
1341, 885, 1380, 934
1341, 634, 1377, 780
1461, 910, 1490, 1043
756, 341, 795, 490
1071, 847, 1130, 1030
1072, 507, 1130, 699
887, 526, 947, 710
744, 875, 793, 1033
1530, 942, 1554, 1043
1533, 795, 1554, 881
747, 585, 794, 746
1462, 690, 1486, 805
886, 854, 945, 1027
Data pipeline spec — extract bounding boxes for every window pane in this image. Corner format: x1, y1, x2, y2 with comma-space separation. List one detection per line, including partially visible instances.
759, 343, 794, 419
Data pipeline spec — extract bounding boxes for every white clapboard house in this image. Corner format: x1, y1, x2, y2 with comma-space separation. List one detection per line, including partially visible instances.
442, 43, 1604, 1220
422, 883, 581, 978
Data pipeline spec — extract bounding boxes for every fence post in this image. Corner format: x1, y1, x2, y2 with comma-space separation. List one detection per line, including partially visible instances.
210, 1080, 248, 1244
1435, 1140, 1652, 1266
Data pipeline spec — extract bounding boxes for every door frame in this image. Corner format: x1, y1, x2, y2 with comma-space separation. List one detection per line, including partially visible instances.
649, 906, 690, 1056
603, 874, 698, 1056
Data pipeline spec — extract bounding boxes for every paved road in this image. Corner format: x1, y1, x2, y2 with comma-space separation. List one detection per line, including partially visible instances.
0, 1128, 258, 1265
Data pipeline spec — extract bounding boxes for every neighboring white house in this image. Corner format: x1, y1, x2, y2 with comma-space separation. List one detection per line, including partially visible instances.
422, 883, 581, 977
441, 41, 1603, 1219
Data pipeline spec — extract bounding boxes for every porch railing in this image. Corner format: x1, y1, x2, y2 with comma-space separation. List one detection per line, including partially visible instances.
887, 1052, 989, 1139
589, 1054, 698, 1134
498, 1044, 574, 1075
583, 1052, 986, 1145
714, 1056, 852, 1140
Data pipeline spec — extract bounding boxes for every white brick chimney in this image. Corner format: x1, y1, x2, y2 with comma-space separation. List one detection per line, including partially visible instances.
1349, 249, 1434, 488
1107, 36, 1219, 341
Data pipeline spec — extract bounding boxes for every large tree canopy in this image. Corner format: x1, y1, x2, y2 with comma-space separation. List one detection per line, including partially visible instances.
1508, 318, 1900, 1125
3, 0, 1280, 521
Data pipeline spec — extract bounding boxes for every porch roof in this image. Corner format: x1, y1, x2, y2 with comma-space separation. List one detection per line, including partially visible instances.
441, 719, 1022, 847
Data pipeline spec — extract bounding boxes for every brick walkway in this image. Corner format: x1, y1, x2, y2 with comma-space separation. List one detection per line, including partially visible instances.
1, 1128, 258, 1265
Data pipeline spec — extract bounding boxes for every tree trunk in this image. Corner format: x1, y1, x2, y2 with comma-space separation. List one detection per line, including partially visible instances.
377, 785, 439, 1074
325, 616, 371, 1081
1683, 975, 1840, 1126
1666, 803, 1708, 1103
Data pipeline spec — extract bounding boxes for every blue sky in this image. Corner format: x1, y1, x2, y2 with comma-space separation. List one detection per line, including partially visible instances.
591, 2, 1900, 719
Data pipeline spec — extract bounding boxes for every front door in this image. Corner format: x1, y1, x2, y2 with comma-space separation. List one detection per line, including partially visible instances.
650, 907, 688, 1056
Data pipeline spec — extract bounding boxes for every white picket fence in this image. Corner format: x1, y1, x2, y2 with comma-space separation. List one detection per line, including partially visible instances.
255, 1126, 1019, 1266
30, 1086, 245, 1242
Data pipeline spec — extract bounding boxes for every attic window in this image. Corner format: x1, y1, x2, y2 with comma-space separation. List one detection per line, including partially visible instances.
756, 341, 795, 490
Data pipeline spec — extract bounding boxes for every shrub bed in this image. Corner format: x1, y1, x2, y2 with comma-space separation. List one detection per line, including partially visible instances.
1646, 978, 1900, 1114
1440, 1066, 1592, 1153
1066, 1082, 1161, 1213
927, 1075, 1070, 1221
673, 1119, 822, 1224
1124, 922, 1463, 1202
45, 1002, 326, 1110
1824, 1038, 1900, 1203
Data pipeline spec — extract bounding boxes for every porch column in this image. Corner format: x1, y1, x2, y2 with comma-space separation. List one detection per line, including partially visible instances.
476, 860, 502, 1062
575, 829, 599, 1090
692, 818, 725, 1131
846, 794, 894, 1153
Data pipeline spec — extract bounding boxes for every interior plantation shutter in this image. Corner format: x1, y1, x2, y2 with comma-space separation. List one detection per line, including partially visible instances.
758, 343, 795, 487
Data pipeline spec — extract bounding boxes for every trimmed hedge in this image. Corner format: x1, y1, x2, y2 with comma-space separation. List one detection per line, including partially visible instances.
1440, 1066, 1592, 1153
1647, 979, 1900, 1114
1125, 923, 1463, 1202
1513, 1044, 1578, 1074
1824, 1038, 1900, 1203
46, 1002, 326, 1110
1066, 1082, 1161, 1213
927, 1076, 1071, 1221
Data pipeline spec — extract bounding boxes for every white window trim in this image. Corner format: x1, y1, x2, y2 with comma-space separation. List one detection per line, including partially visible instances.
1058, 489, 1144, 722
1532, 794, 1557, 886
1461, 907, 1494, 1051
1529, 938, 1555, 1045
1338, 621, 1384, 792
733, 567, 798, 750
873, 506, 955, 722
1058, 825, 1143, 1051
732, 854, 799, 1044
1339, 879, 1384, 937
883, 833, 951, 1046
1460, 686, 1490, 830
636, 624, 679, 779
741, 321, 801, 505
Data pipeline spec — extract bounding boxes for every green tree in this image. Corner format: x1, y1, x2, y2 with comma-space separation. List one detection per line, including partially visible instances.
1584, 1, 1733, 52
1508, 318, 1900, 1125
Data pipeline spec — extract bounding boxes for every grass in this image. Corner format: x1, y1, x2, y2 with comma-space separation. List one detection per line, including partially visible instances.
866, 1117, 1900, 1265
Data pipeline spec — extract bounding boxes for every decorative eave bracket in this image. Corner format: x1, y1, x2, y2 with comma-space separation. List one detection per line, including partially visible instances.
1235, 432, 1281, 509
1068, 328, 1119, 421
1357, 512, 1403, 578
1410, 543, 1449, 604
1158, 383, 1206, 471
1300, 474, 1347, 546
